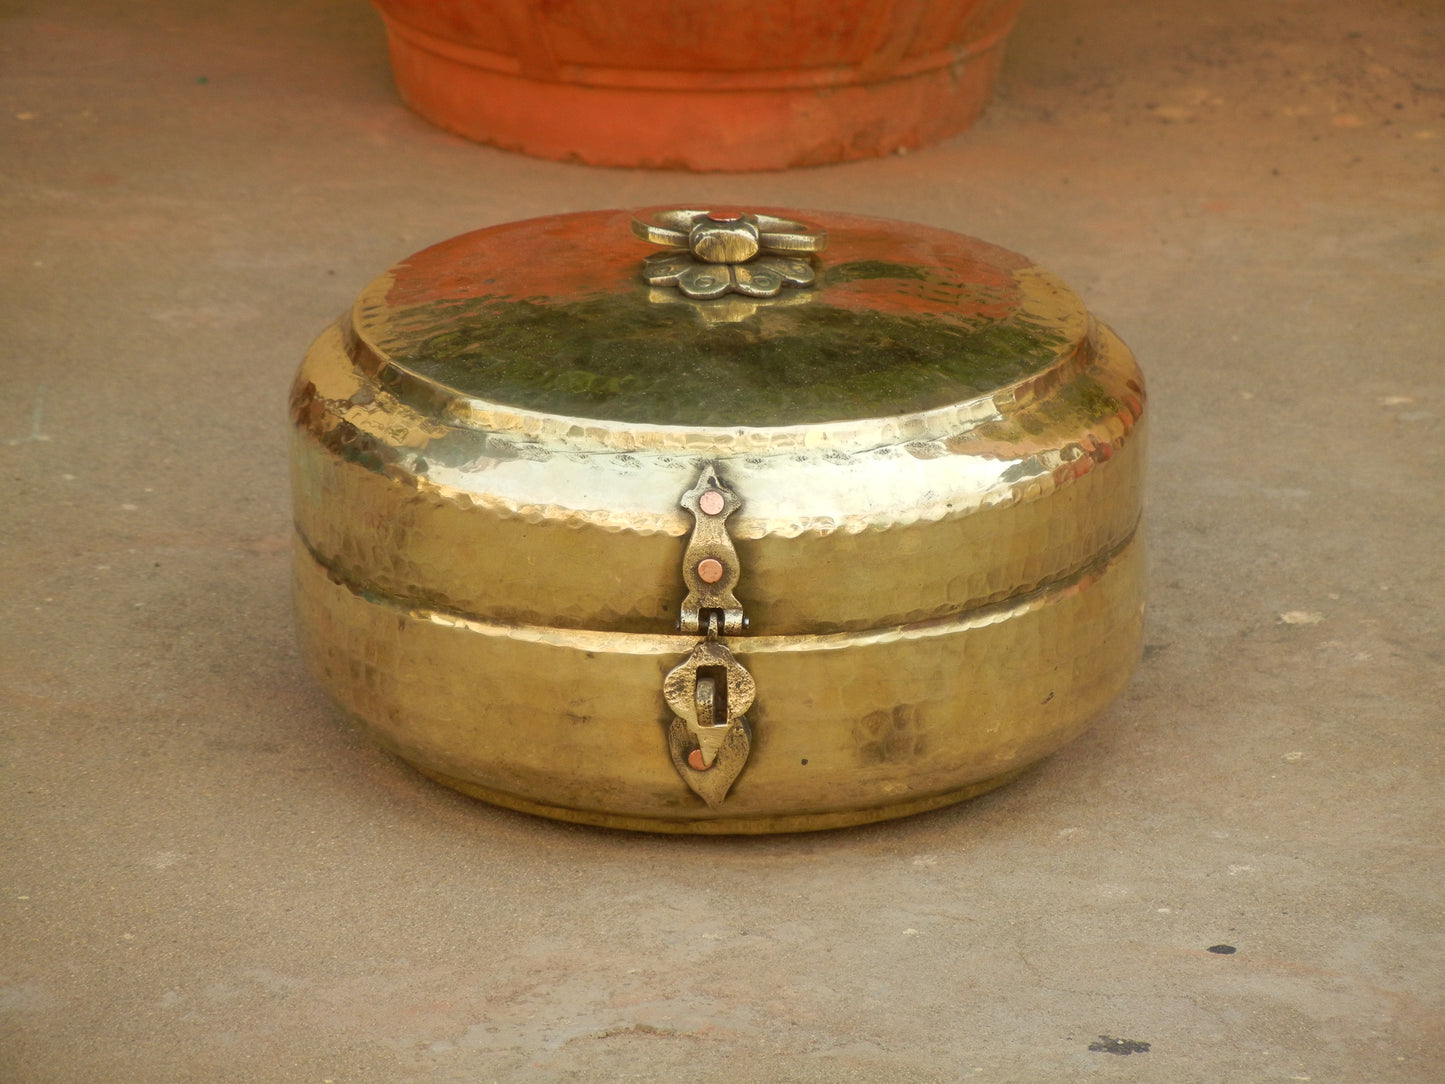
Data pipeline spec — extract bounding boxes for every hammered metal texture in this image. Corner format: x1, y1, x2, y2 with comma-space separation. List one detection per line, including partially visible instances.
293, 533, 1143, 832
290, 315, 1143, 633
290, 208, 1148, 831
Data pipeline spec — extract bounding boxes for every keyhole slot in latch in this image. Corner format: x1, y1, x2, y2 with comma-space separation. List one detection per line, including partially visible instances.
694, 666, 729, 732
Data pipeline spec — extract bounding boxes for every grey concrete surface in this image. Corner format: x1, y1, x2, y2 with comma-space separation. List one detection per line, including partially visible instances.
2, 1, 1442, 1080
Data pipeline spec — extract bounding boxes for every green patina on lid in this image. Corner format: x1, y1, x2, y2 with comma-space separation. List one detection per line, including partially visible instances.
353, 209, 1091, 428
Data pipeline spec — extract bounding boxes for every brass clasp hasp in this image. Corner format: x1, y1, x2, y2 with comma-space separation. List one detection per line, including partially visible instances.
664, 465, 755, 806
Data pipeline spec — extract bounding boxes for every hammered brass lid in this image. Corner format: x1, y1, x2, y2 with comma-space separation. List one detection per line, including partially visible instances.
349, 208, 1093, 429
297, 206, 1144, 645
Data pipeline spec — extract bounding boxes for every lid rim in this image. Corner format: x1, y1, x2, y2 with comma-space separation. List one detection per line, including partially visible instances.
350, 322, 1097, 456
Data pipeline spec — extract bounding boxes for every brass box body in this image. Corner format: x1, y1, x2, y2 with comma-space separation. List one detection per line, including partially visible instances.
290, 209, 1146, 832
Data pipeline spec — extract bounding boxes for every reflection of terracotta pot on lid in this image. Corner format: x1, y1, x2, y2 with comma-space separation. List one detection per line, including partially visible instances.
368, 0, 1029, 171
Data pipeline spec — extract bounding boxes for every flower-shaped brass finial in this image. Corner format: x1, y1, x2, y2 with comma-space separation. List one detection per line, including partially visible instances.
631, 208, 827, 300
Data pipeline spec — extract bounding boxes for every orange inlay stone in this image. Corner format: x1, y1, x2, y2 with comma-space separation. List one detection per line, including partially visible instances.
699, 489, 726, 516
697, 558, 724, 583
687, 749, 710, 771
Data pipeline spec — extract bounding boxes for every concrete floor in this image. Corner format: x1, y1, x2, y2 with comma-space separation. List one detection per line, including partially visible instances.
3, 0, 1442, 1080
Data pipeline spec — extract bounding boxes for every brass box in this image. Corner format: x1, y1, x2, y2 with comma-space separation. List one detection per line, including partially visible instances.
290, 208, 1146, 833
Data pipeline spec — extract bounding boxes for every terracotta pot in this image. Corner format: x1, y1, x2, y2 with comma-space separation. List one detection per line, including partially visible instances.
369, 0, 1027, 171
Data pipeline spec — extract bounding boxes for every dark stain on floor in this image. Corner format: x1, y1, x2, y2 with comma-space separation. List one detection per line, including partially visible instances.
1089, 1036, 1151, 1055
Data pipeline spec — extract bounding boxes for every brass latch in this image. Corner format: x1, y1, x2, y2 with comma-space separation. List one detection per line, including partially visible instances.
664, 465, 754, 806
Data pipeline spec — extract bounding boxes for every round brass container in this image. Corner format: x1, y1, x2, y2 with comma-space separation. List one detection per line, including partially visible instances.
290, 208, 1146, 833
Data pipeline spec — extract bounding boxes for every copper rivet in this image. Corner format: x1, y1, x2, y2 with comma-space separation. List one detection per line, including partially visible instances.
687, 749, 710, 772
706, 210, 744, 223
699, 489, 725, 516
697, 558, 724, 584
